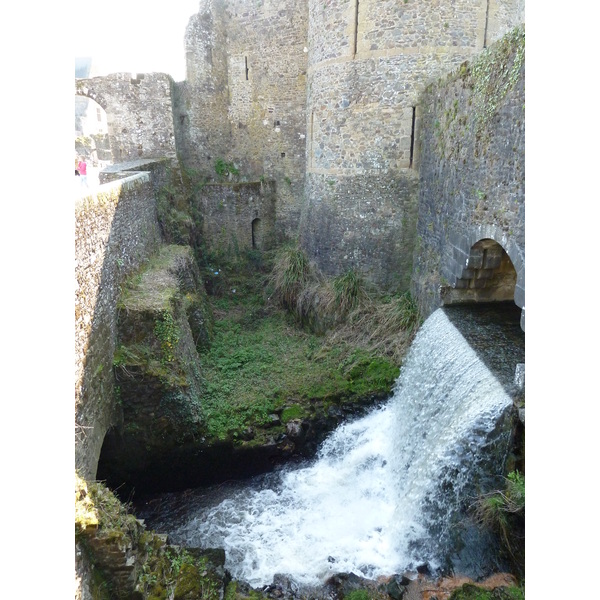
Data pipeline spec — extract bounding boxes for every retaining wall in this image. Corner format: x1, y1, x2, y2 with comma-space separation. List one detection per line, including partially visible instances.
75, 170, 163, 479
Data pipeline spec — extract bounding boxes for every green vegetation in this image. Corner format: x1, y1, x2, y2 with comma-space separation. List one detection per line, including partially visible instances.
268, 244, 312, 311
344, 591, 371, 600
196, 246, 419, 443
332, 269, 368, 314
472, 471, 525, 571
448, 583, 524, 600
214, 158, 240, 179
76, 475, 225, 600
154, 310, 180, 364
199, 294, 399, 442
156, 165, 206, 246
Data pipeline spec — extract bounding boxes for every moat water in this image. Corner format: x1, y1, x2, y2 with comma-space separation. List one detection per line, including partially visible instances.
135, 304, 524, 587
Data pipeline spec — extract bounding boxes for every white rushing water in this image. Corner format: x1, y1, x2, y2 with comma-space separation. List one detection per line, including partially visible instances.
160, 309, 515, 587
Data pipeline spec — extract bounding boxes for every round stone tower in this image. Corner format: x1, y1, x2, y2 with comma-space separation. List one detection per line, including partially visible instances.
300, 0, 523, 290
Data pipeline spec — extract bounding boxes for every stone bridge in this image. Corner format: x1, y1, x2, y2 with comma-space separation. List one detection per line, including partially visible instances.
411, 27, 525, 331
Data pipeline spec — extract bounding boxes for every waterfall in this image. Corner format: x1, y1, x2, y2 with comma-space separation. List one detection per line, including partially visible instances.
136, 305, 523, 587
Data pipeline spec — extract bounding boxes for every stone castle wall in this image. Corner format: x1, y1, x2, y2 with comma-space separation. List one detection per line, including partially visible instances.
76, 73, 177, 162
174, 0, 309, 241
195, 180, 278, 255
412, 26, 525, 324
75, 169, 163, 479
299, 0, 522, 289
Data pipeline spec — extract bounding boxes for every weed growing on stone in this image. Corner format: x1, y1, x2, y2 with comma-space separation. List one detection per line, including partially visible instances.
214, 158, 240, 179
471, 470, 525, 572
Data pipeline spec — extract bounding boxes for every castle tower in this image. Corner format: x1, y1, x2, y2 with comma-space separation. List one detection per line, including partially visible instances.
177, 0, 309, 240
300, 0, 524, 290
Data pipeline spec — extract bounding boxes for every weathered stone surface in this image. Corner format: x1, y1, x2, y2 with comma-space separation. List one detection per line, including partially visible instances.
195, 180, 278, 253
175, 0, 309, 240
412, 27, 525, 324
300, 0, 525, 287
97, 245, 213, 488
76, 73, 178, 162
75, 167, 163, 480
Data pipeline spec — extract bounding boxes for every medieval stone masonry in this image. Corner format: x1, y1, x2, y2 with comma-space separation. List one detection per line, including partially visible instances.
75, 0, 525, 480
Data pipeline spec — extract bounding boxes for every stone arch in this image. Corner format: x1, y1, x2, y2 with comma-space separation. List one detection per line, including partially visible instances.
75, 73, 178, 162
442, 225, 525, 330
75, 85, 117, 163
75, 95, 113, 165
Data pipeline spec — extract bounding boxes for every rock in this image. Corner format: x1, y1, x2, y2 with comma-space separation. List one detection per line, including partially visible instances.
384, 574, 411, 600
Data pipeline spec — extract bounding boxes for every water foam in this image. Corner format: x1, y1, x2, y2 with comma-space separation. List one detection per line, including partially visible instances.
144, 308, 518, 586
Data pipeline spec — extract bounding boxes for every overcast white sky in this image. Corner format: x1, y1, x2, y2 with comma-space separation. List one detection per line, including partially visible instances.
74, 0, 200, 81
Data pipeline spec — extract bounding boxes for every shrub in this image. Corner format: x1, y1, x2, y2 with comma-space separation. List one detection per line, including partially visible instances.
472, 471, 525, 559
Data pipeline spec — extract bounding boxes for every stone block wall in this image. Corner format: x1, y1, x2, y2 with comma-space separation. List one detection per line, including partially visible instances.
174, 0, 231, 177
75, 171, 162, 480
76, 73, 177, 162
300, 0, 524, 288
300, 173, 419, 290
175, 0, 308, 240
195, 180, 277, 255
412, 26, 525, 325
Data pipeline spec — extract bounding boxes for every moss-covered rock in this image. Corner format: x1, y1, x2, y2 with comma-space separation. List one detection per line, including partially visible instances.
98, 245, 213, 489
76, 475, 230, 600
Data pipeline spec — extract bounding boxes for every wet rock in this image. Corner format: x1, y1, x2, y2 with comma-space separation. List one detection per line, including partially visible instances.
383, 574, 410, 600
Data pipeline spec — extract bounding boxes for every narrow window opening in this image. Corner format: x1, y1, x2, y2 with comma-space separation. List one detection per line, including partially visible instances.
353, 0, 360, 57
409, 106, 416, 168
281, 152, 286, 158
310, 111, 314, 168
274, 120, 280, 127
483, 0, 490, 48
245, 56, 249, 80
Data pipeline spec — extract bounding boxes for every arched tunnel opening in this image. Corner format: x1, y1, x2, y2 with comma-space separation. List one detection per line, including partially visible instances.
74, 95, 114, 182
443, 238, 518, 307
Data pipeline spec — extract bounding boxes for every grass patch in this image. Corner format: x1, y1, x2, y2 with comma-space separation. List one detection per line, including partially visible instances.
197, 254, 400, 442
471, 470, 525, 561
194, 247, 418, 443
448, 583, 524, 600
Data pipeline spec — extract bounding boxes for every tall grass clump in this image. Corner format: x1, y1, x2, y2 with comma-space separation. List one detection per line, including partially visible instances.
269, 245, 313, 311
330, 269, 369, 315
471, 471, 525, 563
324, 290, 422, 365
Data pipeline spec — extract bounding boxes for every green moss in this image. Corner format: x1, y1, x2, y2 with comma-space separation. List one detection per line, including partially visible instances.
344, 591, 371, 600
281, 404, 306, 423
154, 310, 180, 364
448, 584, 524, 600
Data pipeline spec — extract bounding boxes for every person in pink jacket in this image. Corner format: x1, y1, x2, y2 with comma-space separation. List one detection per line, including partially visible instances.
78, 157, 88, 187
